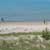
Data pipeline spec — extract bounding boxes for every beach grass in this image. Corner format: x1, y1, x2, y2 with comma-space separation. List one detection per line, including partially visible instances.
0, 32, 45, 36
0, 31, 50, 36
0, 47, 49, 50
0, 31, 50, 50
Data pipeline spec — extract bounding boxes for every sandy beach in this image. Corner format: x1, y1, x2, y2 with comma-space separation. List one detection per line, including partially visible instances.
0, 22, 50, 34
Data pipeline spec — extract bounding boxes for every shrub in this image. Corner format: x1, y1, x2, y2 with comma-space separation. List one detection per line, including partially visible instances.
42, 28, 50, 40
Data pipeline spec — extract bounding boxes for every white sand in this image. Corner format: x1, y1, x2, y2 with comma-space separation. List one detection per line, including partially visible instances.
0, 22, 50, 34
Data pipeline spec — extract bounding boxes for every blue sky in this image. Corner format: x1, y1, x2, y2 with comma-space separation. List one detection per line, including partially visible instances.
0, 0, 50, 21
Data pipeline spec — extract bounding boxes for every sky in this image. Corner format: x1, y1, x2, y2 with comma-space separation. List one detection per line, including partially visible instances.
0, 0, 50, 21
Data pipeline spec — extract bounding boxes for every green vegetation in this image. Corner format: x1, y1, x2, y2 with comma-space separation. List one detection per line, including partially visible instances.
0, 32, 45, 36
0, 29, 50, 50
42, 28, 50, 40
0, 37, 50, 50
0, 32, 50, 36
